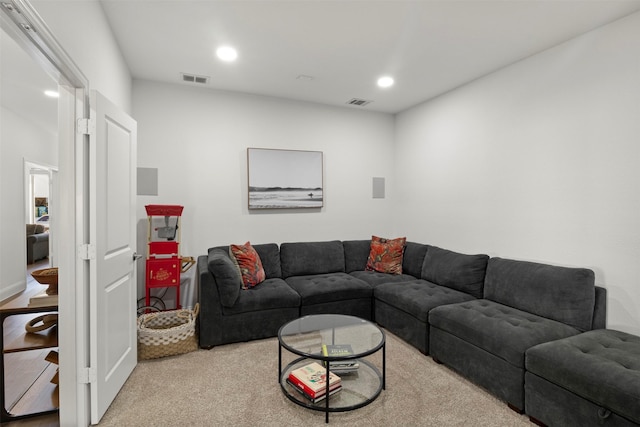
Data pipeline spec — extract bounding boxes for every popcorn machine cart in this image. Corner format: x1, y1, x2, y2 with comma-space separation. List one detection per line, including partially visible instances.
144, 204, 194, 310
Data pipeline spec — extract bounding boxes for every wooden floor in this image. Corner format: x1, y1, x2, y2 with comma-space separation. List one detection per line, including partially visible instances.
2, 260, 60, 427
1, 413, 59, 427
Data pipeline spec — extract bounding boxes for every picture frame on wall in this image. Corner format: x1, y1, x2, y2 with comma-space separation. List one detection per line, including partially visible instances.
247, 148, 323, 209
34, 197, 48, 218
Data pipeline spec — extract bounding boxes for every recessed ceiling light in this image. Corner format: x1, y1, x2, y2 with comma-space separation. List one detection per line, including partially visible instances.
216, 46, 238, 62
377, 76, 394, 88
44, 90, 59, 98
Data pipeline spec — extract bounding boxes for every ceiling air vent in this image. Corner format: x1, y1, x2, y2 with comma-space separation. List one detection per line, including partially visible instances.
346, 98, 372, 107
181, 73, 210, 84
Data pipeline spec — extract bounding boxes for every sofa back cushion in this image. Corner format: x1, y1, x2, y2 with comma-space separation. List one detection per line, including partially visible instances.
484, 257, 595, 331
208, 249, 242, 307
252, 243, 282, 279
343, 240, 371, 273
343, 240, 427, 277
280, 240, 345, 278
421, 246, 488, 298
211, 243, 282, 279
402, 242, 429, 278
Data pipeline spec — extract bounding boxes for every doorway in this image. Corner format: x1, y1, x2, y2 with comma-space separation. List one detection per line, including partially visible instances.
1, 17, 61, 423
1, 0, 88, 424
25, 161, 57, 269
0, 23, 59, 299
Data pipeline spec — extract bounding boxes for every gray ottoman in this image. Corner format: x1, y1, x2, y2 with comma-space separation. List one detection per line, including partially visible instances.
525, 329, 640, 426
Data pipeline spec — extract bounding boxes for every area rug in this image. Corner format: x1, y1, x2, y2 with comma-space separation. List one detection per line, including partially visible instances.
98, 330, 533, 426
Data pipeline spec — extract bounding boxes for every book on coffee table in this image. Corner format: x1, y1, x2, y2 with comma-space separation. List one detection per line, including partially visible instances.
28, 292, 58, 308
286, 378, 342, 403
322, 344, 359, 372
288, 362, 341, 398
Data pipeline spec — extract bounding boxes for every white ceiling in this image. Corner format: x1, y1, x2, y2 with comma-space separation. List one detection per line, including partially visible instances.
99, 0, 640, 114
3, 0, 640, 136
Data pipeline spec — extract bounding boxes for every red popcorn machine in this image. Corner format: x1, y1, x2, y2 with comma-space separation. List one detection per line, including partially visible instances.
144, 204, 194, 310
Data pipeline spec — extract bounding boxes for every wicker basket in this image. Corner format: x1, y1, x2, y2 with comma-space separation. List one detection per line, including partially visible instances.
31, 268, 59, 295
137, 304, 199, 360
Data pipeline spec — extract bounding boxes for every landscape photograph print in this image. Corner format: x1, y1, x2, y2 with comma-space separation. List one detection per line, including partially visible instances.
248, 148, 323, 209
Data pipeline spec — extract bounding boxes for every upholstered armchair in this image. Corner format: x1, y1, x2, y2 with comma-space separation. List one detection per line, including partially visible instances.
26, 224, 49, 264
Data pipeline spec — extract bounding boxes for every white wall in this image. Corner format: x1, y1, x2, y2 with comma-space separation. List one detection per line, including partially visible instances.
134, 80, 396, 260
394, 12, 640, 335
32, 0, 132, 113
0, 107, 56, 300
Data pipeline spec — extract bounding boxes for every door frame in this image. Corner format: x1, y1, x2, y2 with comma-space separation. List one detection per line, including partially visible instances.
1, 1, 91, 425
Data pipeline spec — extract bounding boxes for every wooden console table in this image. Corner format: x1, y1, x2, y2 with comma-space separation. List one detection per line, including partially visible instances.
1, 285, 59, 422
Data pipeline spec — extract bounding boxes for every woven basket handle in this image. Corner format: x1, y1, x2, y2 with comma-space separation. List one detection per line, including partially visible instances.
25, 314, 58, 333
177, 303, 199, 320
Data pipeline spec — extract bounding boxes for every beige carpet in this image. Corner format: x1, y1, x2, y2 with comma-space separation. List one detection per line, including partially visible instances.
98, 331, 534, 426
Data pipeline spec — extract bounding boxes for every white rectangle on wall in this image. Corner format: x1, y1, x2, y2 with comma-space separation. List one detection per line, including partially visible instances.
372, 177, 385, 199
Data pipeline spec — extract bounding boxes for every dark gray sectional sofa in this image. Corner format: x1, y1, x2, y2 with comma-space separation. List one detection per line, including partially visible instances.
197, 239, 640, 426
429, 257, 606, 412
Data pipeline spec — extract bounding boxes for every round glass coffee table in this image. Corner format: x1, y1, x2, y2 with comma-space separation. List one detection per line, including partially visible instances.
278, 314, 385, 423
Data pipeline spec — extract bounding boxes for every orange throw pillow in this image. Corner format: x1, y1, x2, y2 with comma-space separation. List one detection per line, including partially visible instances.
230, 242, 266, 289
365, 235, 406, 275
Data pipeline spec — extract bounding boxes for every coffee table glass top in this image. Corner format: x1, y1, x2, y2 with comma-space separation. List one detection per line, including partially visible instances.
279, 314, 384, 359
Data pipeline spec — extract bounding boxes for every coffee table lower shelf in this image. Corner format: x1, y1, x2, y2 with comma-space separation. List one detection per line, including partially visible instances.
280, 356, 383, 423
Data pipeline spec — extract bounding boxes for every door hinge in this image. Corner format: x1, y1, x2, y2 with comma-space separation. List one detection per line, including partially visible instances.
77, 117, 95, 135
78, 244, 96, 260
79, 367, 97, 384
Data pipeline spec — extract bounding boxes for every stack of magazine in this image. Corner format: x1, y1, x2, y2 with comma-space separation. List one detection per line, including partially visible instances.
321, 344, 360, 373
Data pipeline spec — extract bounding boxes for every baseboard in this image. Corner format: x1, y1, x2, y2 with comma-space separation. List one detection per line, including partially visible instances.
0, 279, 27, 303
508, 402, 524, 414
529, 416, 547, 426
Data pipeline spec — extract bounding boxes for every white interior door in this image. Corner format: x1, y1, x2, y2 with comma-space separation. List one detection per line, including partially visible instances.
89, 90, 138, 423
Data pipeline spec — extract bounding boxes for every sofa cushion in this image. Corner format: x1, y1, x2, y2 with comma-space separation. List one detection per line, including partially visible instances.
421, 246, 488, 299
375, 279, 476, 322
211, 243, 281, 279
230, 242, 266, 289
344, 240, 428, 277
350, 270, 417, 287
366, 235, 406, 274
221, 278, 301, 315
343, 240, 371, 273
484, 258, 595, 331
285, 273, 371, 305
402, 242, 429, 278
429, 299, 580, 368
254, 243, 281, 279
280, 241, 345, 277
525, 329, 640, 424
207, 249, 242, 307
